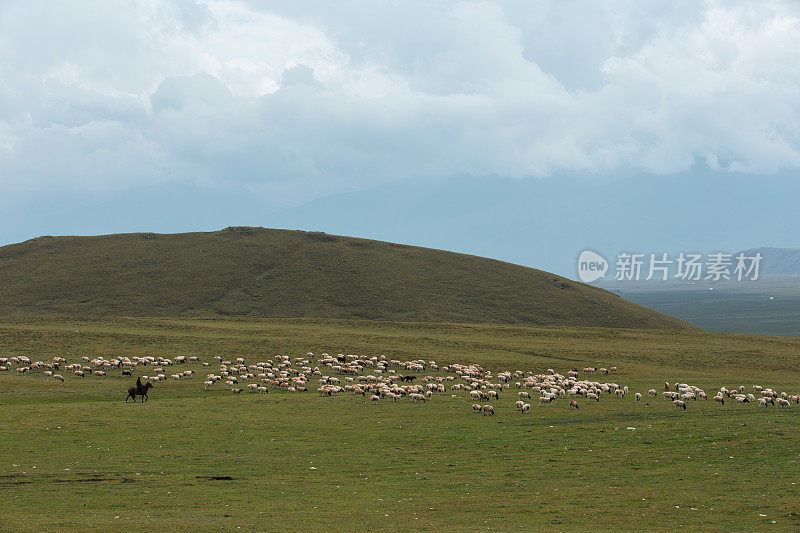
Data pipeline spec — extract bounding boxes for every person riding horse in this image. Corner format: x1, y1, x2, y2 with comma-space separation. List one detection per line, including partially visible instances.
126, 378, 152, 402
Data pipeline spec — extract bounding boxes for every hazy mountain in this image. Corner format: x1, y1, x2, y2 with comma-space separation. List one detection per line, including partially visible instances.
264, 169, 800, 278
739, 247, 800, 277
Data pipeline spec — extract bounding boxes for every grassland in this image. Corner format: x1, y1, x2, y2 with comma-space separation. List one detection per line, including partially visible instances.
1, 316, 799, 531
0, 228, 690, 330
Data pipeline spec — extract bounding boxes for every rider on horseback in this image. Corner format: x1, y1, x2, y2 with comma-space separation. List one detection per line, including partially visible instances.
126, 378, 152, 402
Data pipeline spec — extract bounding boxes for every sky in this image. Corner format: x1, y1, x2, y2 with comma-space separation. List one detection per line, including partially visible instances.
1, 0, 799, 275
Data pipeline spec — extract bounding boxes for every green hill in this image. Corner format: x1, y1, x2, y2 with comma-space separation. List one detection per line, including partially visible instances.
0, 227, 692, 329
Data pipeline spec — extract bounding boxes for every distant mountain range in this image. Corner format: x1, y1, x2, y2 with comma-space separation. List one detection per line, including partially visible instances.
739, 247, 800, 277
261, 170, 800, 278
2, 168, 799, 280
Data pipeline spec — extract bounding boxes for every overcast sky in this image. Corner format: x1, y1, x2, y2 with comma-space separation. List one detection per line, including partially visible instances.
1, 1, 799, 253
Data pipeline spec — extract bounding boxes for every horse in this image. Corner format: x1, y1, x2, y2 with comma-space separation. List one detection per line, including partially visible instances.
126, 382, 153, 402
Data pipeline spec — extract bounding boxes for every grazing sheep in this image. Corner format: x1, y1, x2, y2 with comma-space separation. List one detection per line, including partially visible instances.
586, 392, 599, 402
648, 389, 657, 397
521, 403, 530, 413
515, 400, 524, 410
673, 400, 686, 410
713, 395, 724, 405
482, 405, 494, 415
370, 395, 380, 403
635, 392, 642, 402
777, 398, 791, 408
472, 403, 482, 412
569, 400, 579, 409
231, 388, 242, 394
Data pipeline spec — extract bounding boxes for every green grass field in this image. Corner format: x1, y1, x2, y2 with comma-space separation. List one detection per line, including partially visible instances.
1, 317, 799, 531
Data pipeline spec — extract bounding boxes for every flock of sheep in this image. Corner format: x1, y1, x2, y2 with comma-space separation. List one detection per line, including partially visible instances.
2, 353, 798, 414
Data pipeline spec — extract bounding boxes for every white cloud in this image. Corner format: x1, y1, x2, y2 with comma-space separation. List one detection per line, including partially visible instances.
0, 0, 798, 202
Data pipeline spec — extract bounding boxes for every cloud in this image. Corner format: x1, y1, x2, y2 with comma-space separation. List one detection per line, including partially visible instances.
0, 0, 799, 203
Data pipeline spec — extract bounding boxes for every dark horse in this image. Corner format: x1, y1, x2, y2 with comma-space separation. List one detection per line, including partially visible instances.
126, 382, 153, 402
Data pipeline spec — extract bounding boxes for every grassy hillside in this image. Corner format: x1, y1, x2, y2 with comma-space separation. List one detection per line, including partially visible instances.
0, 227, 691, 330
